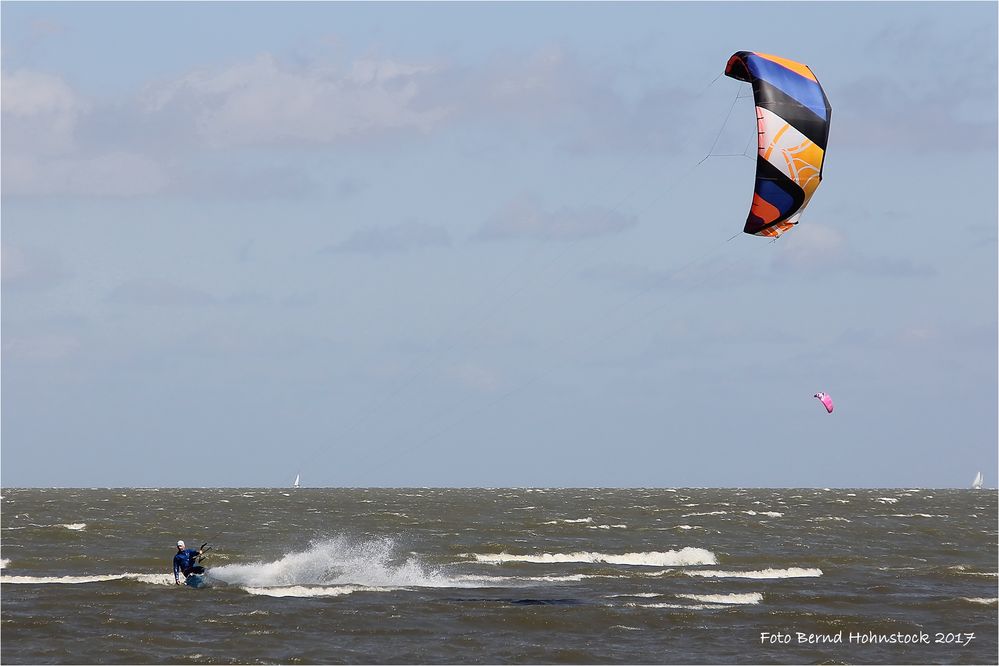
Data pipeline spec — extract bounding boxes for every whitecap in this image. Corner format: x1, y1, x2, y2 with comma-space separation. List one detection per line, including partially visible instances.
1, 574, 125, 584
626, 602, 728, 610
961, 597, 998, 605
685, 567, 822, 579
469, 547, 717, 567
677, 592, 762, 605
127, 573, 181, 586
244, 585, 395, 598
449, 573, 587, 585
891, 513, 946, 518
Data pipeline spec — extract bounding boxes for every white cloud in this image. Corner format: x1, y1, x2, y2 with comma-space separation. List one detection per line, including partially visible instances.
1, 245, 70, 291
2, 68, 168, 197
170, 164, 317, 200
478, 194, 637, 242
833, 20, 997, 153
326, 222, 452, 254
106, 278, 217, 307
772, 224, 935, 278
4, 151, 168, 197
0, 47, 704, 198
1, 68, 87, 156
142, 53, 453, 147
771, 224, 850, 274
585, 222, 934, 292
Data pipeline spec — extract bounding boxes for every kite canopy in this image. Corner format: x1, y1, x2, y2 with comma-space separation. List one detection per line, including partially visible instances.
814, 392, 834, 414
725, 51, 832, 238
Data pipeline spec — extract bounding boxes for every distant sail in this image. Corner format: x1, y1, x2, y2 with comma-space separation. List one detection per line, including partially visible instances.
293, 474, 300, 489
972, 471, 983, 490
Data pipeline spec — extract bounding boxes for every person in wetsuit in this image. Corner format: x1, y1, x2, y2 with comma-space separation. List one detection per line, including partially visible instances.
173, 540, 205, 584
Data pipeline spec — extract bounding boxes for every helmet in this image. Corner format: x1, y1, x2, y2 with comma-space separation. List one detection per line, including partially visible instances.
177, 540, 185, 548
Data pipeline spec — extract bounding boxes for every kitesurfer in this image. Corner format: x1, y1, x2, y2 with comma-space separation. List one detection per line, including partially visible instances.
173, 540, 205, 584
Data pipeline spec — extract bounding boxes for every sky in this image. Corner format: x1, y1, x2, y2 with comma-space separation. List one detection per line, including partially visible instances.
2, 1, 996, 488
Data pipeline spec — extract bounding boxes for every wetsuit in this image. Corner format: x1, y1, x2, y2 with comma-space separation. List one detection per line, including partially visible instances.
173, 548, 205, 582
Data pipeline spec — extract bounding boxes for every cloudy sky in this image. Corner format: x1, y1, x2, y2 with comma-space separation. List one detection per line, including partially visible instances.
2, 1, 996, 488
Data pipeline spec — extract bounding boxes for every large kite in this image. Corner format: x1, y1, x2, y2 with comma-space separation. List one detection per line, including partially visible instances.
725, 52, 832, 238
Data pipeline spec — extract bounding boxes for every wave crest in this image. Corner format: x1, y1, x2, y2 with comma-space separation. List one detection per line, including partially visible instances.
470, 547, 717, 567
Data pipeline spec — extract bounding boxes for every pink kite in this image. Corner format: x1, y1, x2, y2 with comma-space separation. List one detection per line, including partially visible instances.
814, 392, 834, 413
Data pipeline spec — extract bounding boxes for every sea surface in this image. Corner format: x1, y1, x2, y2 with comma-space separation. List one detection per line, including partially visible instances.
1, 488, 996, 665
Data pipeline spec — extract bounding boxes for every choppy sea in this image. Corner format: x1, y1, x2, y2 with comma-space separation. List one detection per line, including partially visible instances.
1, 488, 996, 664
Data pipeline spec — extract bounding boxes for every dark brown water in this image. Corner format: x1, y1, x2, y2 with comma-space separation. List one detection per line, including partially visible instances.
2, 488, 996, 664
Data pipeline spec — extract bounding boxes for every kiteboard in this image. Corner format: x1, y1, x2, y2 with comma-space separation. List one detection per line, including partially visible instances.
185, 573, 209, 588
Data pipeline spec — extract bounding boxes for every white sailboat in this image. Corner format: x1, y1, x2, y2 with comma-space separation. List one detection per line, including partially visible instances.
293, 473, 300, 489
972, 471, 983, 490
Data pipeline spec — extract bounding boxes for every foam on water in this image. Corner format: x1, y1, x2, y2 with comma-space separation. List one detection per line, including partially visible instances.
1, 558, 9, 569
1, 572, 179, 586
470, 547, 717, 567
685, 567, 822, 579
209, 535, 457, 590
627, 602, 728, 610
2, 574, 126, 584
244, 585, 398, 598
891, 513, 947, 518
677, 592, 762, 605
961, 597, 998, 605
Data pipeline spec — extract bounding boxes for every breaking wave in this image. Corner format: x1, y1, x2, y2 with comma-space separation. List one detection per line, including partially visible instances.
0, 573, 175, 585
209, 535, 453, 589
676, 592, 762, 605
244, 585, 401, 598
469, 547, 717, 567
685, 567, 822, 579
